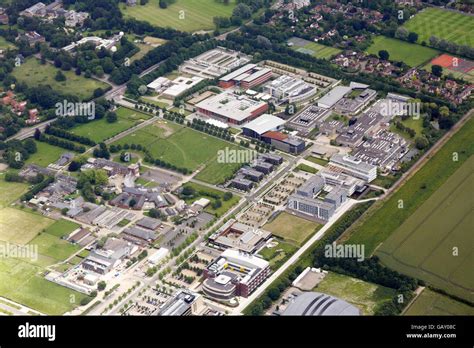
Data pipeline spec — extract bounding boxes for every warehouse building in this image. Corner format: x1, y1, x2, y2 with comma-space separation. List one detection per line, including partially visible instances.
242, 114, 286, 139
219, 64, 273, 89
282, 292, 361, 316
195, 91, 269, 125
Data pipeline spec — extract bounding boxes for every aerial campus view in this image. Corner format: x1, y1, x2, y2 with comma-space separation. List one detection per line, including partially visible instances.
0, 0, 472, 346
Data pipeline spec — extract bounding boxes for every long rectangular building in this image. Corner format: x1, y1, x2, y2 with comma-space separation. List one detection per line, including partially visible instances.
195, 91, 268, 125
329, 154, 377, 182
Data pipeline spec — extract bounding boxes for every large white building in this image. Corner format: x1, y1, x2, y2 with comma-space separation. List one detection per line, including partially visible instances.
264, 75, 318, 103
329, 154, 377, 183
195, 91, 269, 125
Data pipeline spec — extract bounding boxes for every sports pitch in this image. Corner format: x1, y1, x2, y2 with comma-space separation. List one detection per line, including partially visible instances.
113, 122, 243, 182
121, 0, 237, 32
376, 156, 474, 302
424, 54, 474, 83
288, 37, 341, 60
366, 36, 439, 67
403, 8, 474, 48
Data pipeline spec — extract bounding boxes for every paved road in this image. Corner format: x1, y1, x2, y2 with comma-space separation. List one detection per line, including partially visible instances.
231, 198, 360, 315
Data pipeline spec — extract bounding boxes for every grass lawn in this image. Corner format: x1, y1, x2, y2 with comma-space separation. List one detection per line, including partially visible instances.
11, 58, 109, 101
259, 240, 297, 270
376, 156, 474, 302
390, 116, 424, 139
114, 122, 242, 176
0, 176, 28, 208
366, 36, 439, 67
28, 233, 81, 262
404, 289, 474, 315
194, 155, 243, 185
0, 36, 15, 50
288, 37, 341, 60
44, 219, 80, 238
181, 182, 239, 218
315, 272, 396, 315
25, 141, 70, 167
0, 208, 54, 245
305, 156, 329, 166
71, 107, 150, 143
121, 0, 237, 32
0, 257, 90, 315
295, 163, 318, 174
264, 212, 321, 246
403, 8, 474, 48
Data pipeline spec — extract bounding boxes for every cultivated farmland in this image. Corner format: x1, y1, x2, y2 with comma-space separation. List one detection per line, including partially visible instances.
376, 156, 474, 302
404, 289, 474, 315
121, 0, 237, 32
403, 8, 474, 48
347, 116, 474, 255
366, 36, 439, 67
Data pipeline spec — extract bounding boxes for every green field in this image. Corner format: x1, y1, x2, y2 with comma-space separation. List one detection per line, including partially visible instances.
44, 219, 80, 238
121, 0, 237, 32
181, 182, 239, 217
390, 116, 424, 139
0, 176, 28, 209
0, 208, 54, 245
0, 36, 15, 50
28, 233, 81, 261
0, 257, 90, 315
71, 107, 151, 143
404, 289, 474, 315
264, 212, 321, 246
259, 241, 297, 270
25, 141, 70, 167
114, 121, 243, 179
295, 163, 318, 174
194, 156, 243, 185
315, 272, 396, 315
366, 36, 439, 67
305, 156, 329, 166
288, 37, 341, 60
403, 8, 474, 48
11, 58, 109, 101
347, 116, 474, 256
376, 156, 474, 302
